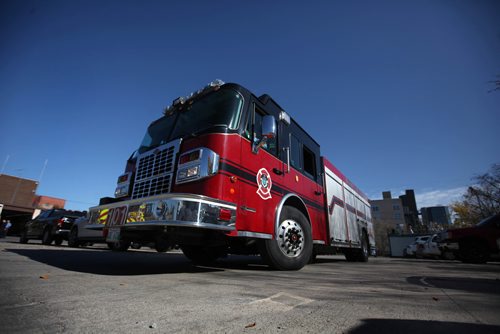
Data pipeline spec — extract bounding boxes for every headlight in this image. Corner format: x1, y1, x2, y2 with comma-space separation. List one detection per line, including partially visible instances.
114, 172, 132, 198
176, 148, 219, 184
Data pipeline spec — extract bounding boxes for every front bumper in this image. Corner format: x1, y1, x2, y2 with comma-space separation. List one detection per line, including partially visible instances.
89, 193, 237, 233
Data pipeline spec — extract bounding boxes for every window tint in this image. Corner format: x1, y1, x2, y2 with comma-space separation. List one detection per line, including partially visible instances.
303, 145, 316, 178
290, 135, 301, 169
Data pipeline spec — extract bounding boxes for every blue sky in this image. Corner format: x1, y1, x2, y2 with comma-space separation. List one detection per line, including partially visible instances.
1, 0, 499, 211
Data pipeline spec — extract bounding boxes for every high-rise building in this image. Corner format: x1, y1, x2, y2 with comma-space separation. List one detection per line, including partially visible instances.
399, 189, 419, 228
421, 206, 452, 227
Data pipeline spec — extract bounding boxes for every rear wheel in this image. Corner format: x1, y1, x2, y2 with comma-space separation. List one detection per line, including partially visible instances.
357, 232, 369, 262
42, 228, 53, 245
155, 238, 171, 253
259, 206, 312, 270
344, 231, 369, 262
68, 228, 80, 248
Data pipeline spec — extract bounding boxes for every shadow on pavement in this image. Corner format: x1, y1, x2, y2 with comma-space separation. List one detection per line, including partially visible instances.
407, 276, 500, 295
7, 248, 216, 275
349, 319, 500, 334
6, 248, 272, 275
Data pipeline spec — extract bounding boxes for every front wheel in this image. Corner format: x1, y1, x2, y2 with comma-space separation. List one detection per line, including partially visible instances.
259, 206, 312, 270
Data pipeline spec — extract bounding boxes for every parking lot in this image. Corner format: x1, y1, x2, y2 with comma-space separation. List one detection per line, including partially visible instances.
1, 237, 499, 333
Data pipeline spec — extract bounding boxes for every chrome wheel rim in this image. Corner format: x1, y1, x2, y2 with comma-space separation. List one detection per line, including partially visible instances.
277, 219, 304, 258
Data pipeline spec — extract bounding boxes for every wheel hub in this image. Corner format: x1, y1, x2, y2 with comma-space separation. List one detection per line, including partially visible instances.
277, 219, 304, 258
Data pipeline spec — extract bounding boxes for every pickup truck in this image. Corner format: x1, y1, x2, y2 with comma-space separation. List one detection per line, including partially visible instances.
438, 213, 500, 263
19, 209, 86, 245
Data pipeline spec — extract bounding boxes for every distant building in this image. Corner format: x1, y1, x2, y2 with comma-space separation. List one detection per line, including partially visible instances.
33, 195, 66, 210
421, 206, 451, 227
370, 191, 408, 255
370, 191, 406, 230
0, 174, 66, 235
399, 189, 419, 228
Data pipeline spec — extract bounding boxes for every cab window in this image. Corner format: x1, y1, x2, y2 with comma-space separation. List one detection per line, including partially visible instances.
247, 106, 277, 156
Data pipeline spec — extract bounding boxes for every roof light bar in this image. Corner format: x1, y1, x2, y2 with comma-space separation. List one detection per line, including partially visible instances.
164, 79, 225, 115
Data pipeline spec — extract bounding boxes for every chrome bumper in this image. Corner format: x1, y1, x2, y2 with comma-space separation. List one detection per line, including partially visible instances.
89, 193, 236, 232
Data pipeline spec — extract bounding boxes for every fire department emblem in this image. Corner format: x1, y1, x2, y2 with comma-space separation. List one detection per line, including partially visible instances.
256, 168, 272, 200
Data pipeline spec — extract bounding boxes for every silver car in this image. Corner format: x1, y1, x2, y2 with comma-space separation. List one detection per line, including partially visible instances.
403, 235, 430, 257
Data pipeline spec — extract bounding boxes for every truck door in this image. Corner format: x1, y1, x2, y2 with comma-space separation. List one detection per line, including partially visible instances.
237, 102, 284, 236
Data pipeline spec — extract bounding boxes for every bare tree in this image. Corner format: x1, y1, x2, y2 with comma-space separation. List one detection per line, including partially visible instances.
451, 164, 500, 226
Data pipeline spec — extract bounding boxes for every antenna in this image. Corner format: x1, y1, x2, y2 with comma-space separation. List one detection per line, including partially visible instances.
39, 159, 48, 182
1, 155, 9, 174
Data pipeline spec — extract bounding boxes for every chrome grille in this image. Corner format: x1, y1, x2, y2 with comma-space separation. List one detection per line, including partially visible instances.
132, 140, 180, 199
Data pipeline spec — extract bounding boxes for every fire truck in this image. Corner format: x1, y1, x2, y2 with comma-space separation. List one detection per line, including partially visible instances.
88, 80, 375, 270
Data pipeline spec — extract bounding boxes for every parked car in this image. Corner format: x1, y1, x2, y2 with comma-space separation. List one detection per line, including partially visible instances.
68, 215, 131, 251
415, 234, 441, 259
68, 215, 105, 247
403, 235, 430, 257
19, 209, 86, 245
438, 213, 500, 263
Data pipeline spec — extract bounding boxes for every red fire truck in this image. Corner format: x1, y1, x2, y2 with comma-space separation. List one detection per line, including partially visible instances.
88, 80, 375, 270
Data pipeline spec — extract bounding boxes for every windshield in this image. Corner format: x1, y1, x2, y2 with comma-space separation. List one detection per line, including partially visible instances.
138, 88, 244, 154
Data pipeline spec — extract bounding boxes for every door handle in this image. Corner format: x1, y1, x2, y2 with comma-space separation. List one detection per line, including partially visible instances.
314, 191, 322, 196
273, 168, 283, 175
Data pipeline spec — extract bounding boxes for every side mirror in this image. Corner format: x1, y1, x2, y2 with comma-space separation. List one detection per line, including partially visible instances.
253, 115, 276, 153
262, 115, 276, 139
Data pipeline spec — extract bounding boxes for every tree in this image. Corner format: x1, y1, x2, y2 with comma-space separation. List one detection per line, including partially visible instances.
451, 164, 500, 226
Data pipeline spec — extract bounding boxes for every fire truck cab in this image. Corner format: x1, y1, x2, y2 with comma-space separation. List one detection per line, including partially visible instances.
88, 80, 374, 270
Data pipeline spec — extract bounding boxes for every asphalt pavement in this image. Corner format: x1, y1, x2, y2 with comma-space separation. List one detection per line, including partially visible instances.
1, 236, 499, 333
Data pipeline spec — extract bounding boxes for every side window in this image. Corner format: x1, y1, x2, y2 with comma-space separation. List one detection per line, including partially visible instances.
302, 145, 316, 179
252, 108, 277, 156
290, 135, 301, 169
289, 133, 317, 180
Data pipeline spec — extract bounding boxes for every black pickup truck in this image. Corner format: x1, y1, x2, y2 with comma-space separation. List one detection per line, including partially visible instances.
19, 209, 86, 245
438, 214, 500, 263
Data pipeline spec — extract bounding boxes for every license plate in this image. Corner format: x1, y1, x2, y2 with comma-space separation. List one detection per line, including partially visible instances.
106, 228, 121, 242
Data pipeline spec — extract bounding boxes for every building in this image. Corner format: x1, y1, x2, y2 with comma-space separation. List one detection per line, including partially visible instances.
0, 174, 66, 235
399, 189, 419, 228
33, 195, 66, 210
370, 191, 408, 255
370, 191, 406, 231
421, 206, 452, 228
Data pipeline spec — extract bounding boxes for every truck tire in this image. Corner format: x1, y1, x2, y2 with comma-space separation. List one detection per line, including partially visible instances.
155, 238, 171, 253
259, 206, 312, 270
42, 228, 53, 245
357, 231, 369, 262
460, 240, 488, 264
181, 245, 227, 265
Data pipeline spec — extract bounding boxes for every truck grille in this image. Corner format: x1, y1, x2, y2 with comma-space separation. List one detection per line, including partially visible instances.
131, 140, 180, 199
